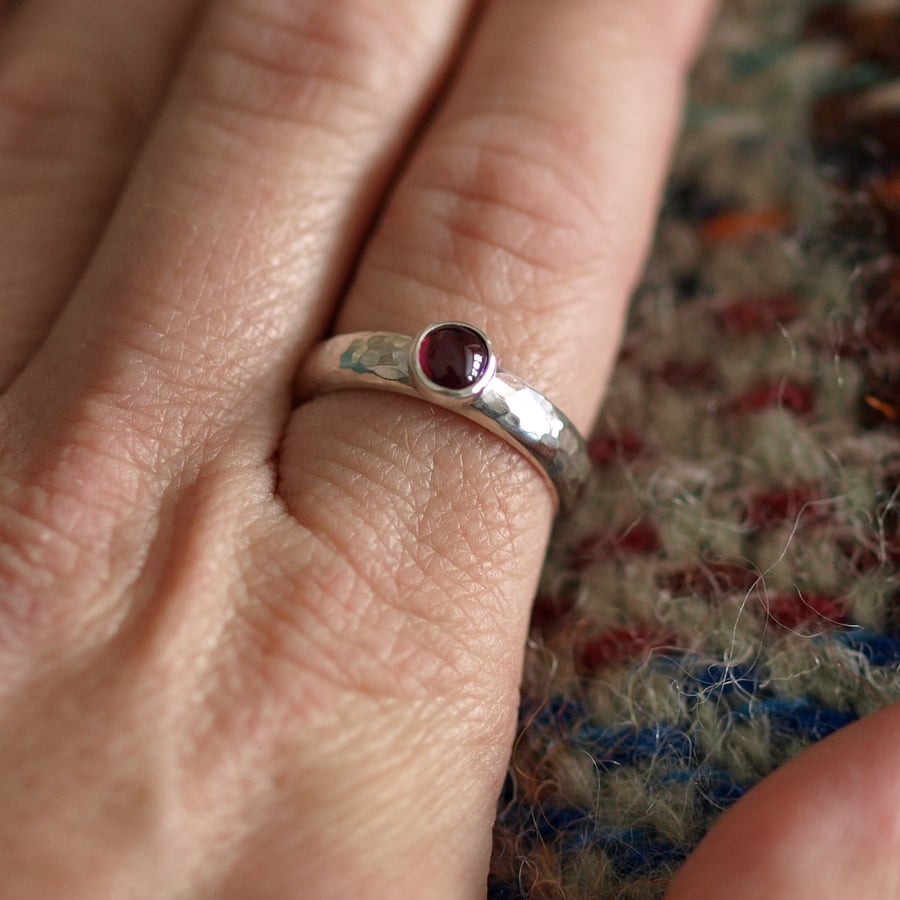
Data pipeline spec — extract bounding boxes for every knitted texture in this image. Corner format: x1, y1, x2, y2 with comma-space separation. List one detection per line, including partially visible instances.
489, 1, 900, 896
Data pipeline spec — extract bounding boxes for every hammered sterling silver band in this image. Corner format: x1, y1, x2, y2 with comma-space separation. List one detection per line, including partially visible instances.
296, 321, 590, 513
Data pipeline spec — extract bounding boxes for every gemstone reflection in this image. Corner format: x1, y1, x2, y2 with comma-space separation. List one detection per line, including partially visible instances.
418, 324, 490, 391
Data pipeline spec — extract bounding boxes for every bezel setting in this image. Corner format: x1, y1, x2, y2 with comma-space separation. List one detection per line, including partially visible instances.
296, 320, 590, 513
409, 321, 498, 408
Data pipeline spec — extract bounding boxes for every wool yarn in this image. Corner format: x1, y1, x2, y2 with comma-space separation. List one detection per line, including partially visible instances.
489, 1, 900, 896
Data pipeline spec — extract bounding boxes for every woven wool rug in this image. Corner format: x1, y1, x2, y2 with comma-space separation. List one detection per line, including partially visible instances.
488, 1, 900, 896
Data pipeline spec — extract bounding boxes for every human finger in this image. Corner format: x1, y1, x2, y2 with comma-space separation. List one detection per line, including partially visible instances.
332, 0, 717, 427
667, 700, 900, 898
5, 0, 475, 487
285, 0, 716, 577
0, 0, 201, 389
271, 0, 716, 889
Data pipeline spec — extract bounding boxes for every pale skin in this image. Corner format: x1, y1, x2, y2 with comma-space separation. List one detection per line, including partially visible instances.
0, 0, 897, 897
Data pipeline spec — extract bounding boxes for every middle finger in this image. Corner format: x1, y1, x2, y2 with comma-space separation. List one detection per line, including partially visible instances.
7, 0, 473, 481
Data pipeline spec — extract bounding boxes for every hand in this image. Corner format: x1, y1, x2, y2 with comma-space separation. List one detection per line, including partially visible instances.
17, 1, 893, 897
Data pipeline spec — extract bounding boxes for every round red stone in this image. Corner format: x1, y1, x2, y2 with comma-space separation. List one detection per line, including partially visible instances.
418, 324, 489, 391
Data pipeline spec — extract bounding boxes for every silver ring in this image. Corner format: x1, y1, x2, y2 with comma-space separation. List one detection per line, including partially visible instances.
295, 321, 590, 514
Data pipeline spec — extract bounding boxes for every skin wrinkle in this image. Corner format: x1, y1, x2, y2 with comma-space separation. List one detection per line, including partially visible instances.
0, 506, 91, 648
222, 0, 436, 97
20, 0, 477, 460
239, 518, 481, 726
210, 700, 486, 900
287, 416, 422, 522
0, 0, 199, 150
336, 19, 686, 428
0, 43, 139, 157
69, 308, 244, 450
225, 581, 361, 723
0, 432, 154, 637
251, 500, 424, 683
126, 646, 262, 894
100, 221, 318, 406
215, 5, 374, 90
427, 22, 690, 283
415, 139, 599, 238
290, 466, 459, 642
277, 404, 538, 707
185, 0, 447, 140
381, 138, 614, 304
80, 475, 243, 700
420, 434, 540, 582
0, 0, 206, 391
308, 395, 542, 583
420, 196, 577, 287
418, 114, 608, 231
69, 299, 299, 498
0, 0, 734, 895
123, 514, 302, 829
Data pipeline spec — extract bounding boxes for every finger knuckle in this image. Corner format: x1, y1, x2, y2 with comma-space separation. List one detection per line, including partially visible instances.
0, 478, 102, 648
0, 44, 140, 161
185, 0, 414, 138
0, 406, 150, 650
386, 112, 609, 311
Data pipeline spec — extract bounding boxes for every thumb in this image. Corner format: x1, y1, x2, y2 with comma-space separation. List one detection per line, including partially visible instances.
668, 700, 900, 899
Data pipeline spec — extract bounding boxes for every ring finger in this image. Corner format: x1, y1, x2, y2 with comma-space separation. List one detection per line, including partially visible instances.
283, 0, 715, 563
272, 0, 714, 884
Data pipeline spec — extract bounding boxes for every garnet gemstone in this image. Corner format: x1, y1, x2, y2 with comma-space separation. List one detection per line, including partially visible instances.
418, 324, 489, 391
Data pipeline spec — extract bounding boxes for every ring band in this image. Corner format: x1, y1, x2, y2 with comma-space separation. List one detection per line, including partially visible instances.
296, 321, 590, 514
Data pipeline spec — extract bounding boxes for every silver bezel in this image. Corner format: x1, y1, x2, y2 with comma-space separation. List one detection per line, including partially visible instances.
409, 321, 498, 409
